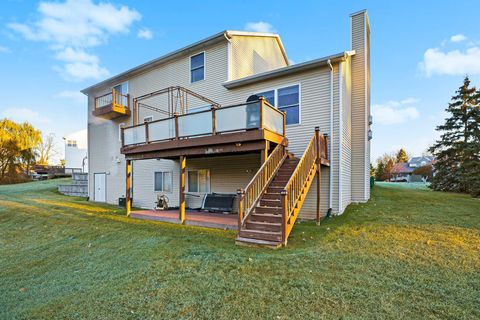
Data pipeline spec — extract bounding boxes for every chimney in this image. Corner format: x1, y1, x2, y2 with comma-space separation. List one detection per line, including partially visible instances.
350, 10, 371, 202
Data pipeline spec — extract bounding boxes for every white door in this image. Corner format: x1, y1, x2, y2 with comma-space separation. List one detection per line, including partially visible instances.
94, 173, 106, 202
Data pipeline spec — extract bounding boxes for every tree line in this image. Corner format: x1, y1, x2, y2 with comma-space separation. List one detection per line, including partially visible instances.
0, 119, 59, 184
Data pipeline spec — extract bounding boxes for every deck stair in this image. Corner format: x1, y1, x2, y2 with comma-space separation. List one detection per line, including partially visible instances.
236, 128, 329, 248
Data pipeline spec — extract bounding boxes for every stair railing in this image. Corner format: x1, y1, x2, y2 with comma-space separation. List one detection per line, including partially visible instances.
237, 140, 287, 230
281, 127, 323, 243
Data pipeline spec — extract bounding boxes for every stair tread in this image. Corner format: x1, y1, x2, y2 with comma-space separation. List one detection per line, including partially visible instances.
247, 220, 281, 226
240, 228, 281, 235
235, 237, 282, 247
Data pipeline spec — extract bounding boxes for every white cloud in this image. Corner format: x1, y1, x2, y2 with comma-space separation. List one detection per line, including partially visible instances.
244, 21, 276, 33
0, 46, 11, 53
420, 47, 480, 76
2, 107, 51, 125
7, 0, 141, 81
137, 28, 153, 40
450, 34, 467, 43
54, 90, 87, 104
372, 98, 420, 125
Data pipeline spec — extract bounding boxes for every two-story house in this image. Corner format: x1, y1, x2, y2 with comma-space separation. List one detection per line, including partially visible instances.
81, 10, 371, 247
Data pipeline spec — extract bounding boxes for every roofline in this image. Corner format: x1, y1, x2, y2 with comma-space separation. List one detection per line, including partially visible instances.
350, 9, 367, 17
222, 51, 354, 89
81, 30, 290, 94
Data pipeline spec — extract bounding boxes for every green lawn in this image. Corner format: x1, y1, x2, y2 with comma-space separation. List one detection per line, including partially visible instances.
1, 179, 479, 319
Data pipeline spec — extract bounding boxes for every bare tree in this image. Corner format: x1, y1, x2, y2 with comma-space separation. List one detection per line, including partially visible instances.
36, 134, 59, 165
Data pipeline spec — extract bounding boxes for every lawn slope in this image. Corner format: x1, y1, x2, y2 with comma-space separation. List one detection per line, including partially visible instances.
1, 180, 479, 319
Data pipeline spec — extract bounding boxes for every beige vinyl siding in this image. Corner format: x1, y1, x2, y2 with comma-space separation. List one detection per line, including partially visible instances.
87, 41, 230, 205
365, 19, 371, 200
340, 58, 352, 212
350, 11, 369, 202
87, 34, 356, 219
330, 64, 341, 215
229, 36, 288, 80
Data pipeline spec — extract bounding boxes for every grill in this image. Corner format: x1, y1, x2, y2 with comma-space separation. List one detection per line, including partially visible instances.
202, 193, 236, 213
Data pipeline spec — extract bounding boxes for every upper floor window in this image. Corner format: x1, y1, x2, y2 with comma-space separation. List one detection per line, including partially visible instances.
190, 52, 205, 83
257, 90, 275, 106
278, 85, 300, 125
255, 85, 300, 125
66, 140, 77, 147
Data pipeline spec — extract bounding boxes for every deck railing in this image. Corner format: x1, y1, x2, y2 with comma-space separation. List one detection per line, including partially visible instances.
281, 128, 328, 242
94, 89, 130, 110
121, 98, 285, 147
237, 141, 287, 230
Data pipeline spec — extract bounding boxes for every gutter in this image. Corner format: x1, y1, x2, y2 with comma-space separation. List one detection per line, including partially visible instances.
327, 59, 333, 214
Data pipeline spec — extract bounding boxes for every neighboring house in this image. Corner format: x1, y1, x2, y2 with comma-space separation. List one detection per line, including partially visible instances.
390, 163, 414, 182
391, 156, 435, 182
81, 10, 371, 246
63, 129, 88, 173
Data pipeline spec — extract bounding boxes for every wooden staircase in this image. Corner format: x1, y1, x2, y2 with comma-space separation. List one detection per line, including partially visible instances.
236, 127, 329, 248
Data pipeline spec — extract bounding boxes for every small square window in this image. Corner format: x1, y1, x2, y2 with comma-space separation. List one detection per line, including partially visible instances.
154, 171, 172, 192
190, 52, 205, 83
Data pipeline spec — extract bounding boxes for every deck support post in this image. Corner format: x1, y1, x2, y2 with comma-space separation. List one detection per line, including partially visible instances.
126, 159, 132, 216
179, 155, 186, 224
261, 141, 269, 164
237, 189, 245, 231
315, 127, 321, 225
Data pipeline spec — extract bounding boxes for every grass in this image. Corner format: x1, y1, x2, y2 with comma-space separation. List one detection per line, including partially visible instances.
0, 179, 479, 319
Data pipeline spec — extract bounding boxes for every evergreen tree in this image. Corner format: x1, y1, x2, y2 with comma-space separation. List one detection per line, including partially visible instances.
429, 76, 480, 195
396, 148, 409, 163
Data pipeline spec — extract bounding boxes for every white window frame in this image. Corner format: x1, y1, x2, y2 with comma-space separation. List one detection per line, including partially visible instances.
189, 51, 206, 83
154, 171, 173, 193
186, 169, 210, 193
254, 82, 302, 126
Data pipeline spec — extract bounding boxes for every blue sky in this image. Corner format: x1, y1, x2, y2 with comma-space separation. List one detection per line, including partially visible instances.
1, 0, 480, 163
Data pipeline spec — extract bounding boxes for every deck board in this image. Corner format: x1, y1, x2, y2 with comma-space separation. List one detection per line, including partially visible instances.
130, 209, 238, 230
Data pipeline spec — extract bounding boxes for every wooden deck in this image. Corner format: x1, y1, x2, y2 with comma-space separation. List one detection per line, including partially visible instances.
130, 209, 238, 230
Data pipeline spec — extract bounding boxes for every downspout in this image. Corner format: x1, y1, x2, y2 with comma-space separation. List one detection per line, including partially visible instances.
327, 59, 333, 213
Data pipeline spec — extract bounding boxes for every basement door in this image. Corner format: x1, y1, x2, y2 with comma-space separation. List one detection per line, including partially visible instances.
94, 173, 106, 202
